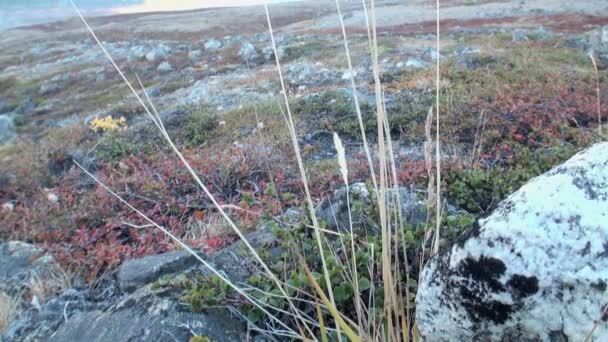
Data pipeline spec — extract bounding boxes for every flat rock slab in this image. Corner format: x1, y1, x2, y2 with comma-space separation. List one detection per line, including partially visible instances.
48, 285, 246, 342
416, 142, 608, 341
117, 250, 197, 293
0, 241, 56, 294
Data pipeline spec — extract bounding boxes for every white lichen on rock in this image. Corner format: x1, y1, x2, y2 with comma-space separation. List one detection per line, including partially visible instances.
416, 142, 608, 341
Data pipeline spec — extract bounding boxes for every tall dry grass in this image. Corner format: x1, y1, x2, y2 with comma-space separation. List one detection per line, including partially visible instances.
0, 292, 21, 332
68, 0, 447, 339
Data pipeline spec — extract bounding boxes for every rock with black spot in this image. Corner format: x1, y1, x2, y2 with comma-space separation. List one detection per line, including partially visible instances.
416, 142, 608, 341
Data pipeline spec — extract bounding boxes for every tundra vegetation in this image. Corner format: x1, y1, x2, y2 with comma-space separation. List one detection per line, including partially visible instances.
0, 0, 606, 340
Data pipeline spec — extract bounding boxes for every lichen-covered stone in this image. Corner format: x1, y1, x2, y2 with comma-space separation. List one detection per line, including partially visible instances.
48, 284, 245, 342
416, 142, 608, 341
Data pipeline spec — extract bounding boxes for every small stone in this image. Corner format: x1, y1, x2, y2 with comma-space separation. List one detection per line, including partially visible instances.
188, 49, 202, 61
46, 191, 59, 204
423, 47, 442, 61
262, 45, 284, 62
341, 69, 357, 80
455, 46, 481, 55
602, 26, 608, 47
39, 81, 61, 96
512, 28, 529, 42
1, 202, 13, 211
0, 114, 16, 144
145, 45, 170, 62
117, 250, 197, 292
239, 41, 259, 64
157, 61, 173, 73
128, 46, 146, 62
404, 57, 427, 69
204, 38, 222, 51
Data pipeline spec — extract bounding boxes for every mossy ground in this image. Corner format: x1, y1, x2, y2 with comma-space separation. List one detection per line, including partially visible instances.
0, 30, 606, 321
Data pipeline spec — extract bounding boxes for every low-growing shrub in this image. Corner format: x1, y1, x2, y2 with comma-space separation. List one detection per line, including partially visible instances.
446, 145, 577, 213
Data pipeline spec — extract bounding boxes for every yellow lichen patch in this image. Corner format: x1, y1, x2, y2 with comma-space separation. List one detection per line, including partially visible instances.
90, 115, 127, 133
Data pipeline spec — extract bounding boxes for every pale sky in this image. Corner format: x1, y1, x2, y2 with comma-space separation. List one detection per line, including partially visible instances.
114, 0, 296, 14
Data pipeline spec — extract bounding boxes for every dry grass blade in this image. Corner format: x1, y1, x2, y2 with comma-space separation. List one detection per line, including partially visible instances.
335, 0, 378, 193
589, 54, 602, 140
300, 256, 361, 342
471, 109, 486, 167
369, 0, 398, 338
316, 301, 329, 342
421, 107, 436, 273
433, 0, 442, 256
73, 161, 301, 338
264, 3, 339, 333
0, 292, 21, 332
333, 132, 364, 331
69, 1, 313, 337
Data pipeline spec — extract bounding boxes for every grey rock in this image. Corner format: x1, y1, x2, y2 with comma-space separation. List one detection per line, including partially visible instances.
188, 49, 202, 61
14, 97, 35, 115
287, 63, 314, 83
145, 44, 170, 62
239, 41, 259, 64
156, 61, 173, 73
422, 47, 442, 61
534, 26, 553, 41
341, 69, 358, 80
512, 28, 529, 42
127, 45, 146, 62
39, 81, 61, 95
404, 57, 428, 69
276, 33, 293, 46
0, 114, 17, 144
602, 25, 608, 47
2, 282, 118, 342
0, 241, 58, 296
254, 32, 270, 42
117, 250, 197, 292
286, 63, 339, 86
416, 142, 608, 341
316, 183, 425, 233
598, 53, 608, 69
184, 80, 209, 103
49, 285, 246, 342
0, 100, 16, 114
263, 45, 285, 62
95, 68, 107, 82
454, 46, 481, 56
204, 38, 222, 51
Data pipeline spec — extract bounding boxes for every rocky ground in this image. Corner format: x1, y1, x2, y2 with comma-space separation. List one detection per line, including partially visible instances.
1, 0, 608, 341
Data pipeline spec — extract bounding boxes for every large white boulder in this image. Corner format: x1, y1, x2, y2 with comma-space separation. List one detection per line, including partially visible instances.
416, 143, 608, 341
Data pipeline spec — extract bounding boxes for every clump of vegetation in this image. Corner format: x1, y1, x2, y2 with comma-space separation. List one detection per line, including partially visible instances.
158, 205, 475, 338
2, 9, 607, 341
95, 131, 139, 162
293, 91, 376, 139
183, 110, 220, 147
90, 115, 127, 133
446, 145, 578, 213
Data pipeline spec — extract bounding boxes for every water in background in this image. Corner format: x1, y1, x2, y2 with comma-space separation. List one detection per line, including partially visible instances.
0, 0, 295, 30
